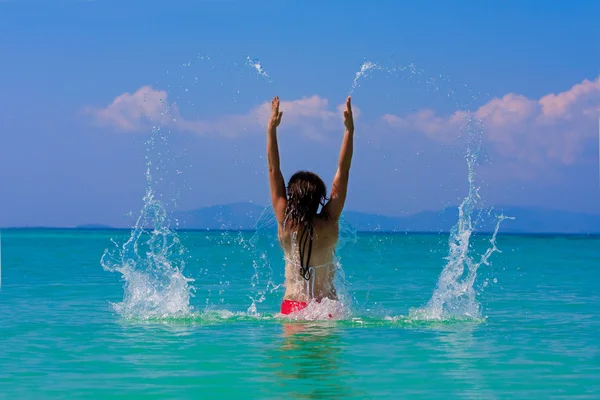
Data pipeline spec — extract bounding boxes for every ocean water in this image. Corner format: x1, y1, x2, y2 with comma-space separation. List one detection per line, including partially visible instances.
1, 228, 599, 399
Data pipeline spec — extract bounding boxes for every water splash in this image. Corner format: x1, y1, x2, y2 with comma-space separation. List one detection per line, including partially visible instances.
349, 60, 511, 320
350, 61, 422, 94
246, 56, 271, 81
155, 55, 279, 315
351, 61, 380, 93
101, 124, 194, 319
241, 207, 281, 316
408, 121, 513, 320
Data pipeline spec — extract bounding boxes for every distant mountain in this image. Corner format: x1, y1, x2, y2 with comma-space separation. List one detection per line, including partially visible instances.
174, 202, 600, 234
174, 202, 267, 230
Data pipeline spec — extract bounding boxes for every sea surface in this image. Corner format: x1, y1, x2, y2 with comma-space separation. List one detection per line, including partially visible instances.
1, 228, 599, 399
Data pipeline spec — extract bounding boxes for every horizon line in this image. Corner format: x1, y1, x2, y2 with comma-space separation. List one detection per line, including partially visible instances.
2, 227, 600, 236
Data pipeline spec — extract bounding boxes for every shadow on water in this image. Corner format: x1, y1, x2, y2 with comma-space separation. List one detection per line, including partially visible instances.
267, 322, 362, 399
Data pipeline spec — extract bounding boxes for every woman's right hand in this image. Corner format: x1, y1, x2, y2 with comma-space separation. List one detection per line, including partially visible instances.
269, 96, 283, 130
343, 96, 354, 133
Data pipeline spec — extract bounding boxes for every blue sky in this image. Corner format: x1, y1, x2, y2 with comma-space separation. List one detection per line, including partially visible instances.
0, 0, 599, 227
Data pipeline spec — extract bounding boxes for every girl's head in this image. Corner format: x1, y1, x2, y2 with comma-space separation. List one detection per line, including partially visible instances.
285, 171, 327, 229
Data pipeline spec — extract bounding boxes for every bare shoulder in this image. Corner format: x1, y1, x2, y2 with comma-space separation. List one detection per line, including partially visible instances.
314, 213, 339, 235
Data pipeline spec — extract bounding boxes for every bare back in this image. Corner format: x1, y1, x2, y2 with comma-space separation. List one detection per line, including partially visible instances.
278, 215, 339, 302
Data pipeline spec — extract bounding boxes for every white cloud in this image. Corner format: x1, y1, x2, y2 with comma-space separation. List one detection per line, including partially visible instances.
88, 78, 599, 178
383, 77, 600, 167
383, 109, 467, 143
86, 88, 357, 140
85, 86, 169, 131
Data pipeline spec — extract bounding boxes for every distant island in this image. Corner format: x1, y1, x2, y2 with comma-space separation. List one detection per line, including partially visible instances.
65, 202, 600, 234
169, 202, 600, 234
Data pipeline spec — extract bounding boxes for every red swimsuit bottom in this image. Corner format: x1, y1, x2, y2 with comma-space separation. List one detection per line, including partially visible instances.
280, 299, 333, 319
280, 299, 308, 315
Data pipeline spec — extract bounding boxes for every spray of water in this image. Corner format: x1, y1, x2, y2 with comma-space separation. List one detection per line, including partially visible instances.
246, 56, 271, 82
351, 61, 380, 93
101, 101, 194, 319
244, 207, 282, 316
351, 60, 511, 320
350, 61, 422, 94
101, 170, 194, 319
403, 113, 513, 320
102, 56, 272, 321
408, 144, 512, 320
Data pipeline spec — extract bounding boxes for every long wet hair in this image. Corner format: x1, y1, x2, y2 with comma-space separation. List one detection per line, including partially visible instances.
284, 171, 328, 230
284, 171, 328, 281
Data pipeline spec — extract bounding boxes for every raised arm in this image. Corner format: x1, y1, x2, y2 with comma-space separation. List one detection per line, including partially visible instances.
267, 96, 287, 224
323, 96, 354, 221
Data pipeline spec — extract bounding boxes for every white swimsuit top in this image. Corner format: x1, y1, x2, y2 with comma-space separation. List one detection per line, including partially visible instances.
284, 257, 333, 269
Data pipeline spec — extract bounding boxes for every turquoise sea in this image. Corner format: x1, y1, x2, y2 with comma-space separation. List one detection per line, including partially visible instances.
1, 226, 599, 399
